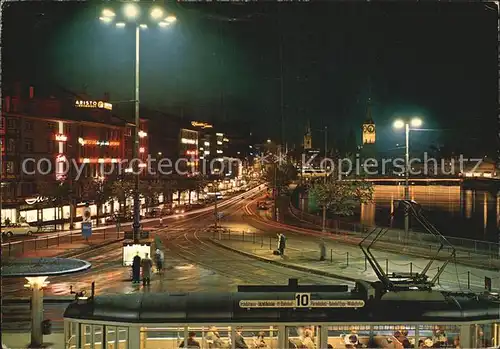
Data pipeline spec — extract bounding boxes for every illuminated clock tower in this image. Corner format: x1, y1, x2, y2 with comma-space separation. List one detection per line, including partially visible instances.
362, 98, 376, 145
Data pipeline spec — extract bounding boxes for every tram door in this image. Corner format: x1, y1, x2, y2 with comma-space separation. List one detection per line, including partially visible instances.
285, 325, 324, 349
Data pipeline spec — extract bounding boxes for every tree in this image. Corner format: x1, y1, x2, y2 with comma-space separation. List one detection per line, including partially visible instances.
36, 180, 72, 228
110, 178, 134, 215
161, 178, 177, 204
263, 162, 298, 194
309, 179, 373, 216
140, 180, 163, 210
83, 179, 113, 226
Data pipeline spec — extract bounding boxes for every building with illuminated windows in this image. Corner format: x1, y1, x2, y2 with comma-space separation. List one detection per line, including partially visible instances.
0, 83, 149, 225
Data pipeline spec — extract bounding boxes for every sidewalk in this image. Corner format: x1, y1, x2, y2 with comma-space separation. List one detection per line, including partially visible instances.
245, 202, 500, 272
210, 234, 500, 293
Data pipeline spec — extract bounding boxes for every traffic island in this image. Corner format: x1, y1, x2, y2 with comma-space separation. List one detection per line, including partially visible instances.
1, 257, 91, 348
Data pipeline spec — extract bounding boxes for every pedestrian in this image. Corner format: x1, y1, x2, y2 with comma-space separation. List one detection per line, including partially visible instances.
277, 233, 286, 257
155, 248, 164, 274
319, 239, 326, 261
141, 253, 153, 286
132, 252, 141, 284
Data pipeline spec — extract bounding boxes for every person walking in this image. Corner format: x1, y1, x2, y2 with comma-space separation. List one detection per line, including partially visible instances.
141, 253, 153, 287
132, 253, 141, 284
277, 233, 286, 257
154, 248, 164, 274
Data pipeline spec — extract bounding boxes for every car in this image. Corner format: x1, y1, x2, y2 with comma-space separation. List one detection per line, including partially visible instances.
174, 208, 185, 215
2, 223, 35, 237
146, 208, 162, 218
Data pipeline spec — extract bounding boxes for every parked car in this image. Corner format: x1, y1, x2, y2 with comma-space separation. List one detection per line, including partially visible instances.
146, 208, 162, 218
2, 223, 35, 237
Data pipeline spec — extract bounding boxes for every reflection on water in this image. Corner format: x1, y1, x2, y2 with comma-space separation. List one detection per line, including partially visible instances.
357, 185, 499, 242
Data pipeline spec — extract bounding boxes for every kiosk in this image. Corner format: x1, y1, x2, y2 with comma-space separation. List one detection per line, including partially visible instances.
121, 230, 154, 266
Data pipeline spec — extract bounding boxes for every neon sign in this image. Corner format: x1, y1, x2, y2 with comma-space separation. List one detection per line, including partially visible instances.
78, 138, 120, 146
25, 196, 54, 205
80, 158, 120, 164
181, 138, 197, 145
55, 134, 67, 142
75, 100, 113, 111
191, 121, 213, 129
138, 131, 147, 138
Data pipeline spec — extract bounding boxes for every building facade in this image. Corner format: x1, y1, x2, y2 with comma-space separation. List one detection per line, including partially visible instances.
0, 84, 149, 224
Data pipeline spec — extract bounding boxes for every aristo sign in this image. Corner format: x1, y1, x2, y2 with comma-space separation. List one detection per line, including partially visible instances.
75, 100, 112, 111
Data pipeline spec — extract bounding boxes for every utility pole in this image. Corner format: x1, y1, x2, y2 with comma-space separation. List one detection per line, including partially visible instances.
214, 181, 218, 229
322, 126, 328, 232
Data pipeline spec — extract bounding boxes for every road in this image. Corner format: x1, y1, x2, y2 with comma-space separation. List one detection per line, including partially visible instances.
2, 186, 352, 332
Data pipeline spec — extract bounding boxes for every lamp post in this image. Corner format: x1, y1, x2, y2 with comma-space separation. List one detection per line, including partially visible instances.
393, 117, 422, 240
100, 5, 176, 242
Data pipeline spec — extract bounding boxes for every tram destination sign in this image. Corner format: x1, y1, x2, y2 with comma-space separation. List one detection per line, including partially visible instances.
239, 293, 365, 309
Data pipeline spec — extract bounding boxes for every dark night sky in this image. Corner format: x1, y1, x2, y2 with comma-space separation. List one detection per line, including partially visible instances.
2, 1, 498, 155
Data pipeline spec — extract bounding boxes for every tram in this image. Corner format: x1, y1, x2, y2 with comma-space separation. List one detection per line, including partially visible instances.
63, 278, 500, 349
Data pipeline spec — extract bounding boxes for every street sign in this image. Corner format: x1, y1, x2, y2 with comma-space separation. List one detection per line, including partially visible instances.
81, 222, 92, 238
83, 207, 91, 222
238, 298, 365, 309
238, 293, 364, 309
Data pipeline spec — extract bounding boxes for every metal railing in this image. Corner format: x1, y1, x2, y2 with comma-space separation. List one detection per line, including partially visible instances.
289, 203, 500, 260
212, 230, 500, 293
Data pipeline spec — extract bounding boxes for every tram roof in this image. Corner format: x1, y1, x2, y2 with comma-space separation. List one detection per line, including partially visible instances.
63, 291, 500, 324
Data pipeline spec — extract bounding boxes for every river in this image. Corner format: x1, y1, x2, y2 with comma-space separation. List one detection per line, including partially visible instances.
302, 185, 500, 242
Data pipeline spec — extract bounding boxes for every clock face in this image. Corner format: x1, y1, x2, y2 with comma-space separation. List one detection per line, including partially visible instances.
367, 125, 375, 133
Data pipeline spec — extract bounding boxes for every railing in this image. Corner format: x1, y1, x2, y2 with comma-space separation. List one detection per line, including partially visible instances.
2, 229, 125, 258
212, 230, 500, 293
289, 203, 500, 261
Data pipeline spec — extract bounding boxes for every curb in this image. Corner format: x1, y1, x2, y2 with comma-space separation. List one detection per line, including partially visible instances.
208, 238, 358, 283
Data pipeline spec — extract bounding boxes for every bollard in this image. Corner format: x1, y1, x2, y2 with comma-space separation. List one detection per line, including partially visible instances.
346, 252, 349, 267
330, 249, 333, 263
70, 232, 73, 244
385, 259, 388, 274
467, 271, 470, 289
261, 235, 264, 248
57, 234, 60, 246
437, 266, 440, 284
243, 231, 245, 242
104, 229, 106, 240
269, 237, 272, 250
410, 262, 413, 275
253, 232, 255, 244
364, 255, 367, 271
8, 242, 11, 256
47, 235, 49, 248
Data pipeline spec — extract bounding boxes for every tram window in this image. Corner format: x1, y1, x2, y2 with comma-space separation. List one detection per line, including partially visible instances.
65, 322, 77, 349
107, 326, 117, 349
140, 326, 184, 349
188, 326, 232, 349
473, 324, 495, 348
287, 326, 318, 349
81, 324, 92, 349
93, 325, 103, 349
118, 327, 128, 349
419, 325, 459, 348
234, 326, 279, 349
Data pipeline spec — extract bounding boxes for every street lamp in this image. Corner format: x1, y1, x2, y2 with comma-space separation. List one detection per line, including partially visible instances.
100, 5, 176, 243
393, 117, 423, 239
